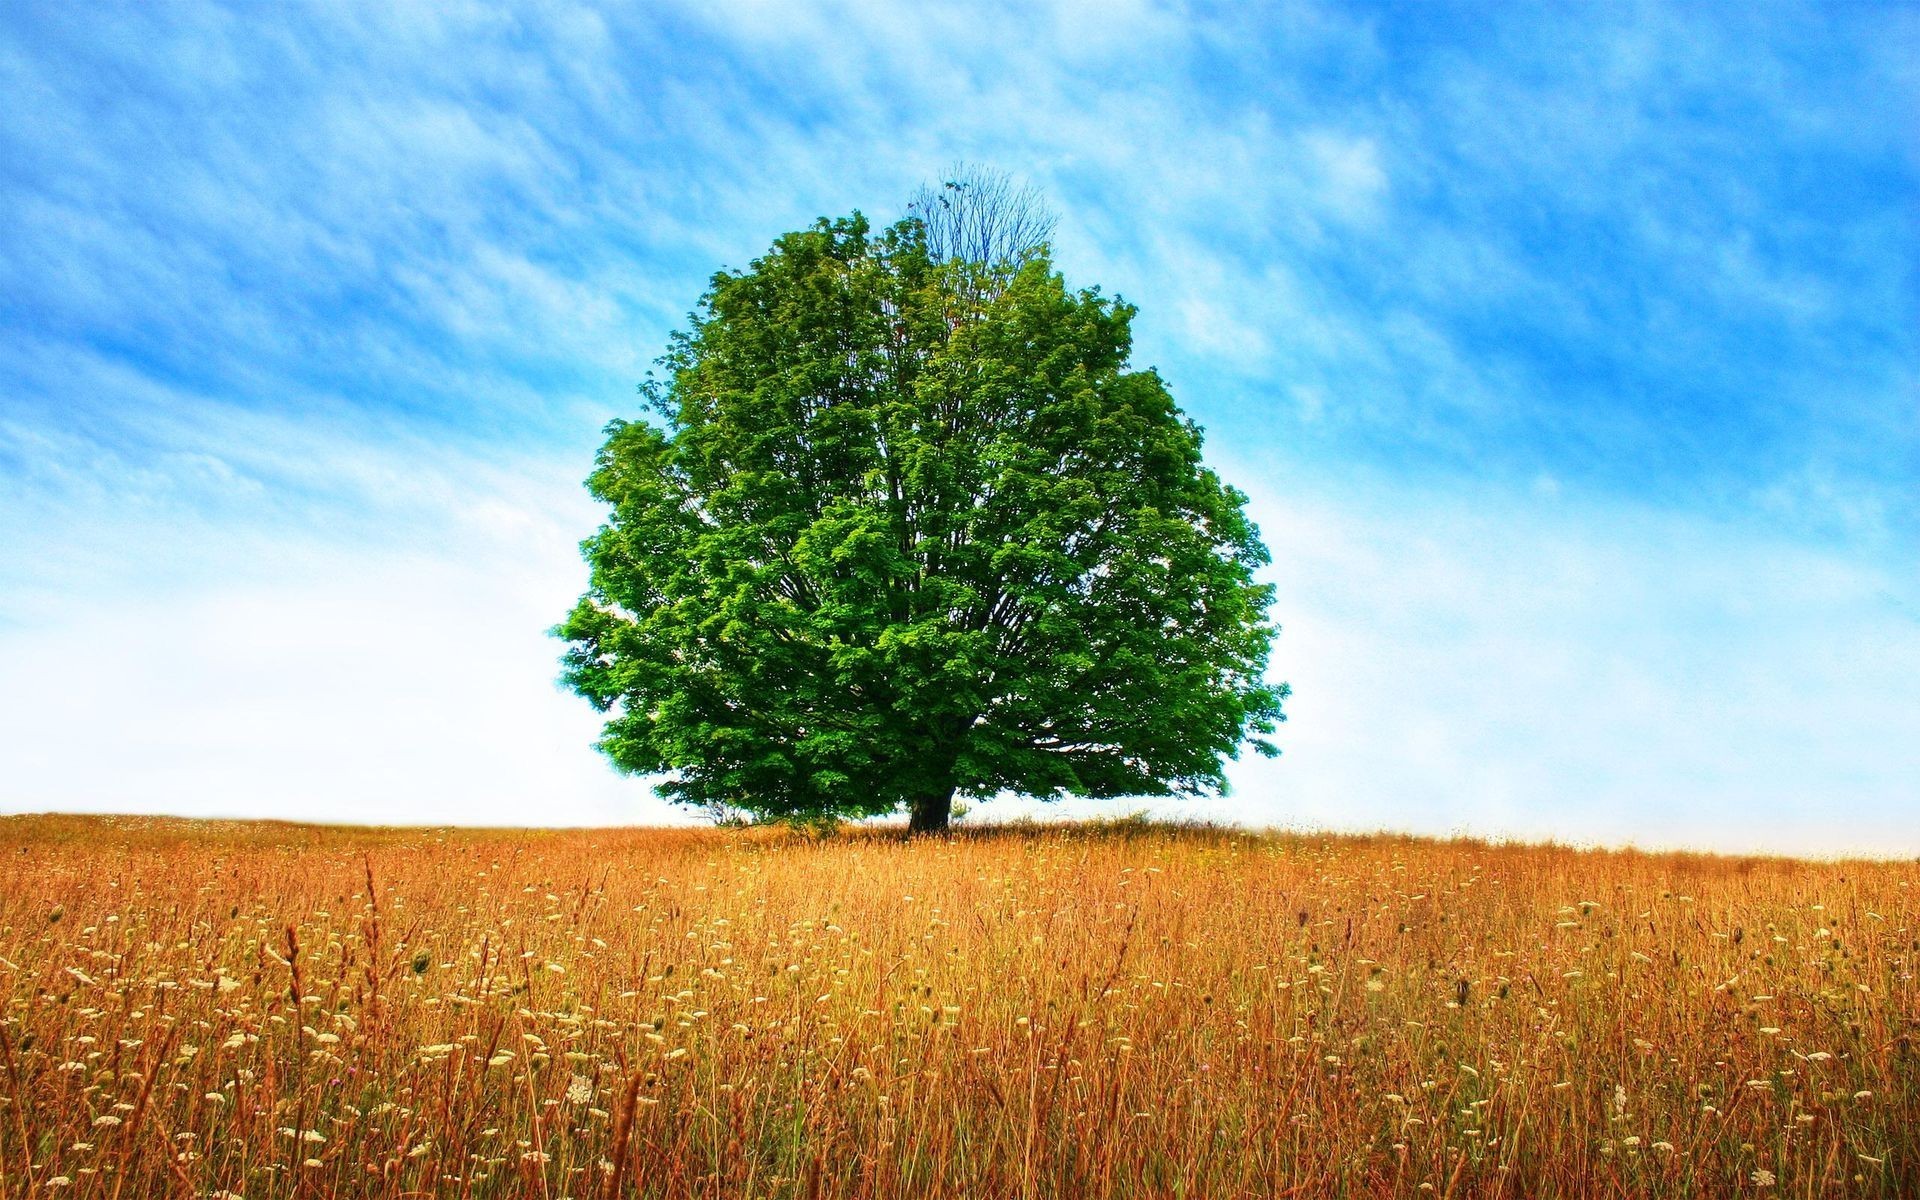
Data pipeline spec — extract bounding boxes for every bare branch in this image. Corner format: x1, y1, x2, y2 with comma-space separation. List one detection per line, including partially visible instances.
905, 163, 1057, 271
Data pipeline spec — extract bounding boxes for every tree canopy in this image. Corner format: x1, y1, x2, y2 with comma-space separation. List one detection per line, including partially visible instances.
557, 202, 1285, 832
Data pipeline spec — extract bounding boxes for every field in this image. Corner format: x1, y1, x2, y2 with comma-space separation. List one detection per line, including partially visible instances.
0, 816, 1912, 1198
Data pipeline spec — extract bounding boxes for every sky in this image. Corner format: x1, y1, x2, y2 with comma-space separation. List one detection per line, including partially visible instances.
1, 0, 1915, 854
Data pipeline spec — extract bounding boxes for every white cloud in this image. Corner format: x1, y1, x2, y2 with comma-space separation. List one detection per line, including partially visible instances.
1206, 466, 1920, 857
1300, 130, 1388, 225
1, 0, 1911, 852
0, 432, 690, 826
0, 550, 656, 826
6, 412, 1912, 855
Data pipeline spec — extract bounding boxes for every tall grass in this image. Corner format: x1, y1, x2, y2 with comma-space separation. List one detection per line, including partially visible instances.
0, 814, 1911, 1197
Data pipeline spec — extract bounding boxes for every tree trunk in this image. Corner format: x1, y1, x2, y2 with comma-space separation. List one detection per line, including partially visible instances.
907, 786, 955, 835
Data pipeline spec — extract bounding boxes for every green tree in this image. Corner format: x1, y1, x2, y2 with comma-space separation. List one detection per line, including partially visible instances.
556, 205, 1285, 833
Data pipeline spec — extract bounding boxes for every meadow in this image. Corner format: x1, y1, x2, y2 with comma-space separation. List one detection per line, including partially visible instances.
0, 815, 1911, 1199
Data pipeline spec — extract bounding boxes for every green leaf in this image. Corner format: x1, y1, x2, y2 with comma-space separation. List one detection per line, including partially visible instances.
557, 211, 1285, 829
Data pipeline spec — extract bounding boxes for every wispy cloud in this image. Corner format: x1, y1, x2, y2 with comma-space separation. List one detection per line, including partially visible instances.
1234, 468, 1920, 856
0, 0, 1912, 847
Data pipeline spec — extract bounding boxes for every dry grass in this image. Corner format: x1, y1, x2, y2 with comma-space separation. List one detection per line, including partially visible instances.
0, 813, 1912, 1198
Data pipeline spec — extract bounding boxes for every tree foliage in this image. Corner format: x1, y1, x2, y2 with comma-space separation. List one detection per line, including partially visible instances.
557, 206, 1285, 831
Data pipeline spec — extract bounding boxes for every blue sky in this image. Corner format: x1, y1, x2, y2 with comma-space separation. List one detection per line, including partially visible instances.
2, 1, 1914, 852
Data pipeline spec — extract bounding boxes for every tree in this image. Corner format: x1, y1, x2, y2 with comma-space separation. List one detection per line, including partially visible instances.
556, 198, 1286, 833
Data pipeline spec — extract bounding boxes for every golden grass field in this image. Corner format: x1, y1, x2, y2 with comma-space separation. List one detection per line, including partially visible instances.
0, 815, 1912, 1199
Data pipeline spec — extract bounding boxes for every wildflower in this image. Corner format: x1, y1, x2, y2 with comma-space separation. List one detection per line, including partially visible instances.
1751, 1168, 1775, 1186
567, 1075, 594, 1105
